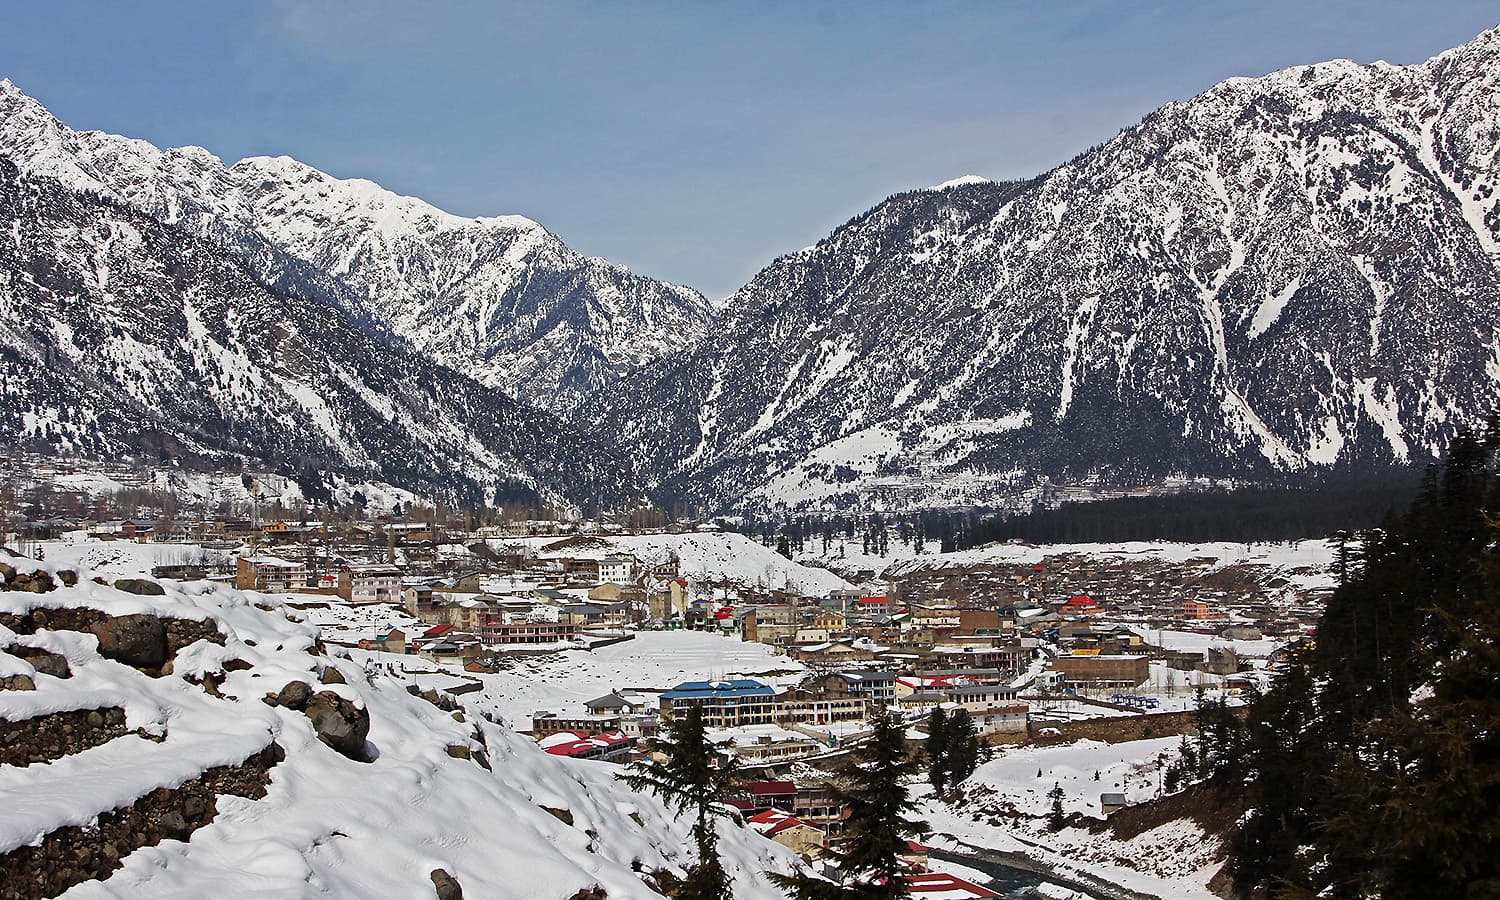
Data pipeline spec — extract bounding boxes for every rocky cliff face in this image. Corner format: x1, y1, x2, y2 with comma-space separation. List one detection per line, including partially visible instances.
0, 81, 715, 413
597, 27, 1500, 512
0, 157, 641, 513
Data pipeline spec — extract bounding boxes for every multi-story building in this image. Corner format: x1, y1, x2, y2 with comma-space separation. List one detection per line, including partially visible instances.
659, 679, 779, 727
235, 555, 309, 592
339, 564, 403, 605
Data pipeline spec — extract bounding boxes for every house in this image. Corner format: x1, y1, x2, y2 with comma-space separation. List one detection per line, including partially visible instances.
746, 809, 826, 856
235, 556, 309, 592
1178, 598, 1228, 621
538, 730, 636, 762
339, 564, 403, 605
1101, 792, 1129, 814
584, 691, 653, 716
898, 839, 930, 870
357, 628, 406, 654
1049, 654, 1149, 687
598, 554, 637, 586
854, 596, 896, 618
659, 680, 779, 728
648, 577, 689, 621
969, 701, 1029, 735
903, 873, 1000, 898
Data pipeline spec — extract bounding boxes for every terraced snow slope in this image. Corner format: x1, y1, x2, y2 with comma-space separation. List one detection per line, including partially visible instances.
0, 556, 794, 899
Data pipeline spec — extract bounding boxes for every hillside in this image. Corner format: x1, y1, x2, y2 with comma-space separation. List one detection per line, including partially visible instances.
0, 553, 794, 898
0, 157, 641, 514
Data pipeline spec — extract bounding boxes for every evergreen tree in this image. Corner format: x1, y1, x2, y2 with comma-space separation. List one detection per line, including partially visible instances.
1046, 783, 1066, 832
946, 708, 980, 785
623, 705, 741, 900
775, 709, 927, 899
926, 705, 951, 795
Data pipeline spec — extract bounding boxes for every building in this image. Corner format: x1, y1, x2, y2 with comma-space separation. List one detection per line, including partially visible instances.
599, 554, 637, 586
969, 701, 1029, 736
539, 731, 636, 762
357, 628, 406, 654
531, 712, 622, 736
746, 809, 826, 856
904, 873, 1000, 898
584, 692, 654, 716
235, 556, 309, 592
659, 680, 779, 728
1049, 654, 1150, 687
339, 564, 403, 604
479, 613, 579, 646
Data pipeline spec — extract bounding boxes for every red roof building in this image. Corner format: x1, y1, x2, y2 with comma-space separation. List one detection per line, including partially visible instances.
903, 872, 1001, 898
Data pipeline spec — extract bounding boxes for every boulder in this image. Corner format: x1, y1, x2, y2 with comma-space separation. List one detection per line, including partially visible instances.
1, 674, 35, 691
445, 744, 471, 759
276, 680, 312, 710
8, 646, 70, 679
319, 666, 346, 685
430, 869, 464, 900
112, 578, 166, 596
89, 614, 168, 669
304, 691, 370, 761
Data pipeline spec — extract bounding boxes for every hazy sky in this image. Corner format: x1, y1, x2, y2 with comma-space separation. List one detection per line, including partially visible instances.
3, 2, 1496, 296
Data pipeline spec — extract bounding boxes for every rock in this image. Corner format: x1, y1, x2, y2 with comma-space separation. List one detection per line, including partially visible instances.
158, 810, 187, 836
183, 797, 207, 818
430, 869, 464, 900
158, 660, 174, 677
89, 614, 168, 669
319, 666, 346, 685
473, 750, 491, 771
112, 578, 166, 596
87, 711, 105, 728
303, 691, 370, 761
104, 708, 125, 726
2, 674, 35, 691
30, 609, 47, 626
276, 680, 312, 710
223, 658, 253, 672
57, 569, 78, 587
0, 561, 14, 582
9, 647, 70, 679
445, 744, 470, 759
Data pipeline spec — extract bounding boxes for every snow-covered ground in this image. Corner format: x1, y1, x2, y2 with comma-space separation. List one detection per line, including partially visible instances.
801, 536, 1336, 590
1139, 628, 1281, 658
34, 534, 238, 580
376, 630, 806, 728
509, 531, 853, 595
0, 554, 797, 899
924, 737, 1223, 899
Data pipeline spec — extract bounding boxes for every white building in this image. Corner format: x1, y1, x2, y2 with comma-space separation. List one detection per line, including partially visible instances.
598, 554, 637, 586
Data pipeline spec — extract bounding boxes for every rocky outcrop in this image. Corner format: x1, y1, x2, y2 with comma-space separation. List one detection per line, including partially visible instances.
303, 690, 371, 761
0, 706, 128, 767
111, 578, 166, 596
88, 614, 168, 670
430, 868, 465, 900
0, 742, 281, 900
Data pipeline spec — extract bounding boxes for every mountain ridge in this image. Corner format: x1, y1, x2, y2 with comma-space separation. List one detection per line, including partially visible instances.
0, 79, 714, 413
593, 24, 1500, 512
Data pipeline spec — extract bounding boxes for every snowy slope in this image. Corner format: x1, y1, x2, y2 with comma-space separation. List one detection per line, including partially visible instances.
0, 555, 795, 899
510, 532, 853, 595
596, 25, 1500, 512
0, 157, 642, 513
0, 80, 715, 414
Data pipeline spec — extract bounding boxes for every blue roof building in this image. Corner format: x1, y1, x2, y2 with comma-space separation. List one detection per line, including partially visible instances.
659, 679, 780, 727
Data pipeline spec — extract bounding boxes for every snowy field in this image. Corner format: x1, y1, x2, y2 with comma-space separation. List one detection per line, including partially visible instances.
509, 531, 853, 595
924, 737, 1223, 899
802, 536, 1336, 589
381, 630, 806, 727
34, 534, 239, 580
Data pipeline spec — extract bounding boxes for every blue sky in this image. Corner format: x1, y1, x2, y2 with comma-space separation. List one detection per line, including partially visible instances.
3, 2, 1496, 296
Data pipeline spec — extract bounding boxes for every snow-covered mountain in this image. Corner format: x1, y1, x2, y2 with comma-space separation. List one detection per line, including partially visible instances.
597, 26, 1500, 512
0, 80, 715, 413
0, 156, 641, 514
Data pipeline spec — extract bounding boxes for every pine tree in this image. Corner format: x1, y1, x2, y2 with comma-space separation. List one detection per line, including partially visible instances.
946, 708, 979, 785
774, 709, 927, 899
1046, 783, 1066, 832
926, 705, 950, 795
623, 705, 741, 900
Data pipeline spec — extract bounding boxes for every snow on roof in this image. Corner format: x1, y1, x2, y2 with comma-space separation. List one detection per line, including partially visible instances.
904, 872, 1001, 898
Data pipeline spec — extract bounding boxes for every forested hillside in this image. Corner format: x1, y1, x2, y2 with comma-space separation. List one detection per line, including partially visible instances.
1179, 427, 1500, 896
